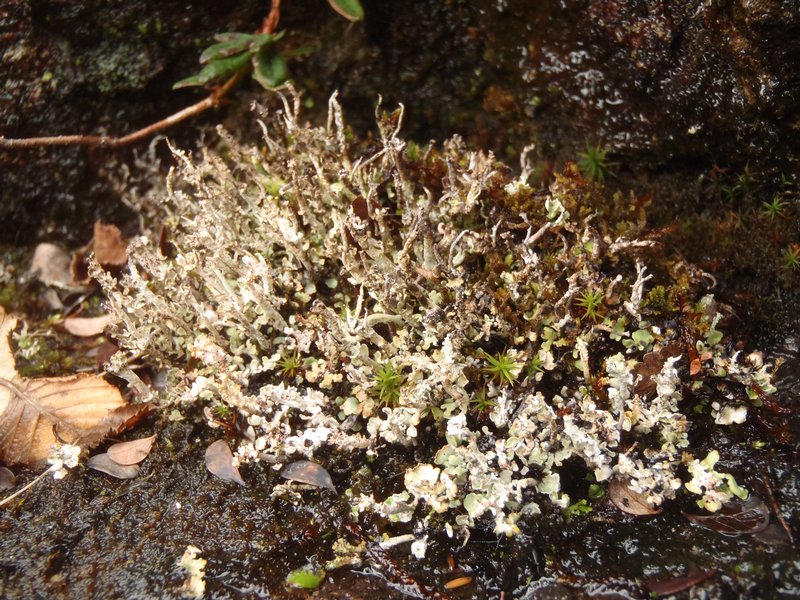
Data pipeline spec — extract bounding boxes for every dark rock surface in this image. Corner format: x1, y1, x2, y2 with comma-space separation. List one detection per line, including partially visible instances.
3, 1, 799, 243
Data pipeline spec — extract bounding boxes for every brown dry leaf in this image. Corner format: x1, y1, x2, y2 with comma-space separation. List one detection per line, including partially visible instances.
205, 439, 245, 486
107, 435, 156, 465
87, 452, 140, 479
71, 221, 129, 284
92, 221, 128, 266
608, 478, 663, 515
683, 496, 770, 535
280, 460, 336, 492
29, 243, 75, 288
0, 306, 148, 466
63, 314, 113, 337
0, 466, 15, 491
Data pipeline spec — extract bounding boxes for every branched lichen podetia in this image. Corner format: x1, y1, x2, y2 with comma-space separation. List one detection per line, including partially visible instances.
98, 92, 777, 541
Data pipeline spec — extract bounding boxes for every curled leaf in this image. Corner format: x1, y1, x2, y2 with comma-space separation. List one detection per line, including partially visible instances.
280, 460, 335, 492
327, 0, 364, 22
87, 452, 140, 479
30, 243, 74, 288
205, 439, 245, 486
608, 478, 662, 515
253, 48, 288, 89
0, 466, 15, 491
63, 314, 113, 337
92, 221, 128, 267
107, 435, 156, 466
683, 496, 770, 535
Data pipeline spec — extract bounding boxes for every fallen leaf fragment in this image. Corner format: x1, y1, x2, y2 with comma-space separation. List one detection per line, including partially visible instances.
0, 466, 15, 491
608, 478, 662, 515
205, 439, 245, 486
30, 243, 74, 288
63, 314, 113, 337
87, 452, 140, 479
92, 221, 128, 266
107, 435, 156, 465
444, 576, 473, 590
280, 460, 336, 492
646, 568, 717, 596
683, 496, 770, 535
0, 307, 148, 466
71, 220, 128, 284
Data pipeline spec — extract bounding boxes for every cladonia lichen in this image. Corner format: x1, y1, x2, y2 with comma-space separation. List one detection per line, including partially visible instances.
98, 92, 776, 538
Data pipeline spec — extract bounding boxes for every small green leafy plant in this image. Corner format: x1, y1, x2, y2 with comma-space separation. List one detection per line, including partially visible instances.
175, 32, 288, 90
576, 289, 604, 321
564, 498, 593, 519
783, 244, 800, 271
371, 362, 404, 407
481, 350, 523, 386
761, 194, 787, 219
469, 389, 497, 415
175, 0, 363, 90
278, 351, 303, 378
577, 145, 614, 182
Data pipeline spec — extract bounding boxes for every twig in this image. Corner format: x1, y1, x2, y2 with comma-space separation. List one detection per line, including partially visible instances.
760, 465, 795, 545
0, 0, 280, 150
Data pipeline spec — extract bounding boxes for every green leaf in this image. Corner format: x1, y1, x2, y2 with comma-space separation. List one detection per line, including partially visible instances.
173, 51, 253, 89
252, 48, 288, 89
248, 31, 285, 52
286, 568, 325, 589
200, 36, 255, 64
327, 0, 364, 22
213, 32, 254, 43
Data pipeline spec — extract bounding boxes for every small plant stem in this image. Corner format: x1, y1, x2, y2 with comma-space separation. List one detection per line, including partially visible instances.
260, 0, 281, 34
0, 468, 49, 508
760, 466, 795, 545
0, 0, 280, 151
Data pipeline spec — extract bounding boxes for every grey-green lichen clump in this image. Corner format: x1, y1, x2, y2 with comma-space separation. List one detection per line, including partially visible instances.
98, 92, 776, 539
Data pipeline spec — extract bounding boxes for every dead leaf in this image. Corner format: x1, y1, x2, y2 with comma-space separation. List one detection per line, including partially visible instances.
646, 568, 717, 596
87, 452, 140, 479
608, 478, 662, 515
92, 340, 120, 369
30, 243, 74, 288
0, 466, 15, 491
92, 221, 128, 266
71, 221, 128, 284
683, 496, 770, 535
0, 307, 148, 466
634, 342, 682, 398
205, 439, 245, 486
107, 435, 156, 465
280, 460, 336, 492
63, 314, 113, 337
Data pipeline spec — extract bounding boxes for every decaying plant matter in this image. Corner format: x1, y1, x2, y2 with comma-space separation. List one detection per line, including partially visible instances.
98, 92, 776, 541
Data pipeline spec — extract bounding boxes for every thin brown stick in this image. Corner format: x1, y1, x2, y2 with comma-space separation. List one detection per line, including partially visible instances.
0, 0, 279, 150
760, 466, 795, 545
260, 0, 281, 34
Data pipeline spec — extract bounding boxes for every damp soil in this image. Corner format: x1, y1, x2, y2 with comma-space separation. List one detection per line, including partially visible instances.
2, 1, 800, 598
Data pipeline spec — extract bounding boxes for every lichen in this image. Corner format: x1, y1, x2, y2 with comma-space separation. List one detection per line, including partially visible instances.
98, 91, 777, 539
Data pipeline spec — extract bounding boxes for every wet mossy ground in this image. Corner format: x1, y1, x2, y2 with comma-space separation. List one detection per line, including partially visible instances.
0, 416, 797, 598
